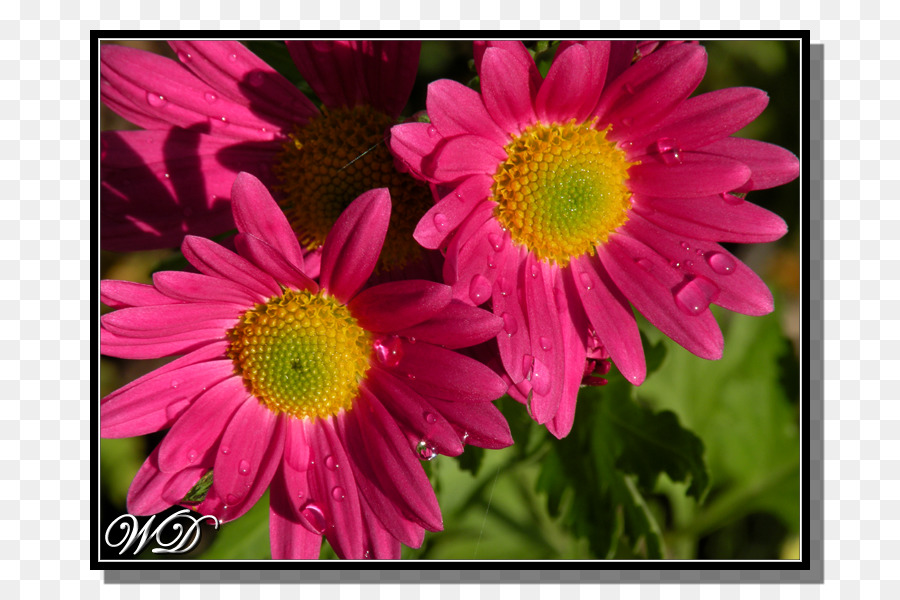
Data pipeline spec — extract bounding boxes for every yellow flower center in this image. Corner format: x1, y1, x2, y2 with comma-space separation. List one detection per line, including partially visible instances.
492, 120, 636, 267
273, 105, 433, 274
227, 289, 372, 420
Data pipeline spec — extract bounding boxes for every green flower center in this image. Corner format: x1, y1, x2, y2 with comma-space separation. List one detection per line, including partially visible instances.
273, 105, 433, 274
492, 120, 635, 267
227, 290, 372, 420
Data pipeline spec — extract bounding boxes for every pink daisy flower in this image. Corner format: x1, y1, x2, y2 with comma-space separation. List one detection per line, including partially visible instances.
100, 172, 510, 559
389, 41, 800, 438
101, 40, 435, 277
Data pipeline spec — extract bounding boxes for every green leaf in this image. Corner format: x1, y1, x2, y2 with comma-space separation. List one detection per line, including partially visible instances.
100, 437, 146, 507
181, 469, 214, 505
200, 492, 271, 559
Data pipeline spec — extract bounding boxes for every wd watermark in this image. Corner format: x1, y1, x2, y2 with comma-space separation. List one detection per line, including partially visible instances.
105, 509, 220, 555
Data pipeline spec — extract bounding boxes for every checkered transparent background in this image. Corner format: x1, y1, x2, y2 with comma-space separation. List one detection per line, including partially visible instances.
1, 0, 883, 597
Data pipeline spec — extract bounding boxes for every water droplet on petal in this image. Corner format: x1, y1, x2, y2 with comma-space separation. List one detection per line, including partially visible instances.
186, 449, 198, 464
225, 494, 240, 505
249, 72, 265, 87
655, 137, 683, 165
635, 258, 653, 272
432, 212, 448, 231
669, 260, 681, 269
488, 232, 505, 252
579, 272, 593, 289
685, 259, 694, 268
530, 357, 551, 396
146, 92, 167, 107
177, 51, 191, 63
238, 459, 251, 475
424, 412, 437, 425
501, 312, 518, 336
530, 264, 539, 278
221, 446, 230, 455
300, 503, 327, 533
324, 455, 337, 470
331, 486, 345, 501
461, 432, 470, 445
673, 275, 720, 316
707, 252, 736, 275
539, 336, 552, 351
680, 242, 690, 251
469, 274, 491, 305
416, 441, 437, 461
204, 92, 218, 104
170, 380, 179, 389
496, 276, 510, 296
228, 53, 238, 62
407, 373, 416, 380
373, 335, 402, 367
427, 125, 437, 137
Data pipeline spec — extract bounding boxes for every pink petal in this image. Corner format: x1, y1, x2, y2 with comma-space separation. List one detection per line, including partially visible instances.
413, 174, 493, 250
269, 475, 323, 560
101, 303, 242, 338
157, 377, 251, 474
230, 172, 305, 270
429, 134, 506, 183
473, 41, 543, 91
628, 152, 751, 199
544, 286, 589, 439
444, 207, 509, 305
100, 326, 224, 360
427, 79, 509, 147
492, 246, 532, 383
102, 360, 235, 439
569, 255, 646, 385
100, 280, 182, 309
630, 87, 770, 152
395, 300, 504, 350
319, 188, 391, 303
388, 122, 442, 183
358, 41, 421, 117
102, 341, 229, 398
349, 280, 451, 332
168, 41, 319, 126
234, 233, 318, 294
634, 193, 788, 243
599, 232, 724, 359
535, 43, 604, 125
522, 255, 564, 424
697, 137, 800, 192
424, 398, 513, 450
604, 41, 638, 85
391, 339, 508, 402
594, 44, 707, 140
358, 496, 403, 559
152, 271, 262, 305
181, 235, 281, 299
285, 41, 367, 111
480, 47, 538, 136
126, 445, 206, 516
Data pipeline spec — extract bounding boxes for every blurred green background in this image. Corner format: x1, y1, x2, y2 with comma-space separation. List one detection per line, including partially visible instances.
99, 40, 801, 561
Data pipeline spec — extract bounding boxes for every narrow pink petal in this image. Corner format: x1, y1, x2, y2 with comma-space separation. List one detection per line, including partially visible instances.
480, 47, 538, 136
358, 41, 421, 117
624, 214, 774, 316
413, 174, 493, 250
103, 341, 229, 398
230, 172, 306, 270
181, 235, 281, 299
473, 41, 543, 91
269, 477, 323, 560
634, 194, 788, 243
168, 41, 319, 126
303, 417, 366, 559
553, 41, 612, 118
598, 232, 724, 359
100, 280, 182, 309
536, 44, 602, 125
364, 369, 464, 457
101, 45, 286, 141
441, 199, 498, 294
630, 87, 770, 152
349, 280, 451, 332
395, 300, 504, 350
358, 497, 403, 559
126, 445, 205, 516
285, 41, 367, 111
212, 398, 280, 507
319, 188, 391, 303
696, 137, 800, 192
157, 377, 250, 473
152, 271, 262, 305
544, 287, 589, 439
424, 398, 513, 450
569, 255, 646, 385
100, 329, 225, 361
604, 41, 638, 85
101, 303, 241, 338
426, 79, 509, 147
335, 400, 430, 545
429, 134, 506, 183
388, 122, 441, 183
492, 245, 531, 383
234, 233, 318, 294
391, 339, 508, 402
522, 255, 564, 424
628, 152, 751, 199
102, 360, 235, 439
594, 44, 707, 140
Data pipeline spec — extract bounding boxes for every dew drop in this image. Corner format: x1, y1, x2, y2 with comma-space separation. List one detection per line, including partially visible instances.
424, 412, 437, 425
225, 494, 240, 505
373, 335, 402, 367
221, 446, 230, 455
469, 274, 491, 305
539, 336, 552, 352
324, 455, 338, 470
501, 312, 518, 336
579, 272, 593, 290
635, 258, 653, 272
364, 550, 372, 558
300, 503, 327, 533
177, 51, 191, 62
146, 92, 167, 107
496, 276, 510, 296
530, 357, 551, 396
249, 72, 265, 87
416, 441, 437, 461
669, 260, 681, 269
488, 232, 505, 252
432, 212, 448, 231
654, 137, 683, 165
238, 460, 251, 476
685, 259, 694, 268
331, 487, 345, 502
707, 252, 736, 275
530, 264, 539, 278
427, 125, 437, 137
673, 275, 720, 316
204, 92, 218, 104
680, 241, 690, 251
455, 190, 464, 202
170, 380, 179, 389
461, 432, 470, 445
407, 373, 416, 381
228, 53, 238, 62
186, 449, 198, 464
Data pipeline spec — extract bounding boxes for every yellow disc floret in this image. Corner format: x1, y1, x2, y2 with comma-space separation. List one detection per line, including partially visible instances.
492, 120, 636, 267
273, 105, 433, 273
227, 289, 372, 420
